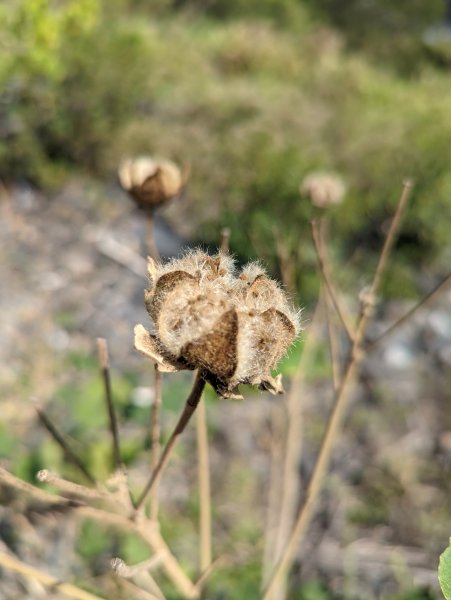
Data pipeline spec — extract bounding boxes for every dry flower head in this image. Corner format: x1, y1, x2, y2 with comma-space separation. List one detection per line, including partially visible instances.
135, 250, 301, 399
118, 156, 184, 211
301, 171, 345, 208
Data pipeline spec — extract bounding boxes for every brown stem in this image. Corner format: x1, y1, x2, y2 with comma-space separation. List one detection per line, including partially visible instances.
272, 226, 296, 296
311, 219, 355, 342
0, 468, 199, 599
34, 405, 95, 485
324, 290, 341, 391
196, 394, 212, 575
146, 212, 160, 263
97, 338, 121, 470
0, 552, 103, 600
366, 269, 451, 351
149, 365, 162, 521
134, 372, 206, 512
263, 180, 412, 599
266, 298, 324, 598
220, 227, 231, 254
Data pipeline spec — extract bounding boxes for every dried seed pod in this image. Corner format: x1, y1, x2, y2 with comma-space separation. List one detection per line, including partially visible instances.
118, 156, 184, 211
136, 250, 300, 398
300, 171, 345, 208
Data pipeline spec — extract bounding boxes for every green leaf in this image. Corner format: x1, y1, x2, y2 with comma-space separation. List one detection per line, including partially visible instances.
439, 539, 451, 600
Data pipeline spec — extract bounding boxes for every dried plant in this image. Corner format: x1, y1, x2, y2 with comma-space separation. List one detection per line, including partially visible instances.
118, 156, 188, 262
300, 171, 346, 208
2, 171, 451, 600
136, 250, 301, 399
118, 156, 184, 213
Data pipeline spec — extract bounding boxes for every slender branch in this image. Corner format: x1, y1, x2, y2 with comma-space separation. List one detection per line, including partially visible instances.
193, 556, 225, 592
34, 405, 95, 485
267, 298, 324, 598
146, 212, 160, 263
311, 219, 355, 342
135, 372, 206, 512
261, 404, 285, 589
36, 470, 106, 502
364, 181, 413, 308
0, 552, 104, 600
115, 578, 163, 600
324, 290, 341, 391
263, 180, 413, 599
97, 338, 121, 470
150, 366, 163, 520
220, 227, 231, 254
196, 394, 212, 575
272, 226, 296, 295
0, 466, 73, 506
111, 553, 166, 578
366, 269, 451, 350
0, 468, 198, 599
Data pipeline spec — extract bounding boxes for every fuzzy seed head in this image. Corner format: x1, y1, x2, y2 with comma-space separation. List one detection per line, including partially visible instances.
118, 156, 183, 211
301, 171, 345, 208
136, 250, 301, 398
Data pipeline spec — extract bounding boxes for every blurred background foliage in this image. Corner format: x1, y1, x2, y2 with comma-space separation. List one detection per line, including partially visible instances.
1, 0, 450, 300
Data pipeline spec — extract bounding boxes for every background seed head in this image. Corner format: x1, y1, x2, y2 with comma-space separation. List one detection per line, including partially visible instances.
300, 171, 346, 208
118, 156, 183, 211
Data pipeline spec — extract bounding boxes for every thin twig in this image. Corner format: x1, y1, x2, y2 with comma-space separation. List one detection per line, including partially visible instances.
131, 571, 166, 600
0, 466, 73, 506
115, 578, 164, 600
36, 470, 106, 502
34, 405, 95, 484
93, 230, 147, 278
0, 468, 198, 599
323, 290, 341, 391
220, 227, 231, 254
135, 372, 206, 512
150, 366, 162, 521
146, 212, 160, 263
311, 219, 355, 342
97, 338, 121, 470
267, 298, 324, 599
366, 269, 451, 350
196, 393, 212, 576
111, 553, 166, 578
0, 552, 103, 600
272, 226, 296, 295
193, 555, 226, 592
261, 404, 285, 589
263, 180, 413, 599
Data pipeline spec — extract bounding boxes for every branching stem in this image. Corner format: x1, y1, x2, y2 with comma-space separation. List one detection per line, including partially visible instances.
135, 372, 206, 512
263, 180, 413, 599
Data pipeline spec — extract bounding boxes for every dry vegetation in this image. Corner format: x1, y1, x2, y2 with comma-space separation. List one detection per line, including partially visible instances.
1, 1, 451, 599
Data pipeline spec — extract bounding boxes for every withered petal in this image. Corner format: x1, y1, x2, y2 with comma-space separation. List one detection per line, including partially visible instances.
259, 373, 285, 395
134, 324, 178, 372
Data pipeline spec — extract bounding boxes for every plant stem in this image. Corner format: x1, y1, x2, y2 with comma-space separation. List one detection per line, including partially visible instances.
0, 552, 103, 600
135, 372, 206, 512
97, 338, 121, 470
196, 394, 212, 575
146, 212, 160, 263
263, 180, 412, 599
220, 227, 231, 253
150, 365, 162, 521
267, 298, 324, 598
366, 269, 451, 350
311, 218, 355, 342
34, 404, 95, 484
